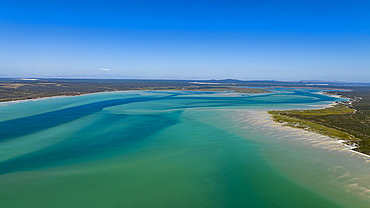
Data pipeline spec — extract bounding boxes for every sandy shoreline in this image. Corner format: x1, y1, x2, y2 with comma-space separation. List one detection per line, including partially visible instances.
0, 90, 126, 105
237, 109, 370, 161
0, 96, 70, 105
0, 94, 94, 105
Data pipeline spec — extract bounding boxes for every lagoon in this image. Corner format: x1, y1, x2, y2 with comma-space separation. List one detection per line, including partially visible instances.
1, 89, 370, 207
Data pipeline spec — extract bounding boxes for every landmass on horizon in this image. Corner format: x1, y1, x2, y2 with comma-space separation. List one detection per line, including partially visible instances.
1, 78, 370, 157
1, 78, 369, 102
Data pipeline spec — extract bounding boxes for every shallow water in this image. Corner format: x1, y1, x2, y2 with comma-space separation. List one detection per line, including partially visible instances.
1, 89, 369, 207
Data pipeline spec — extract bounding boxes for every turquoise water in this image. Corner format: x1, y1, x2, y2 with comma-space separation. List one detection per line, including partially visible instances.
1, 89, 370, 207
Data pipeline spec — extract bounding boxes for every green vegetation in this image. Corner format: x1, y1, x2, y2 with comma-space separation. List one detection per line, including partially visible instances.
269, 105, 357, 141
323, 89, 370, 154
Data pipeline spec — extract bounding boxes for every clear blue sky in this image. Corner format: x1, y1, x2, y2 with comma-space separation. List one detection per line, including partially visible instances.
1, 0, 369, 81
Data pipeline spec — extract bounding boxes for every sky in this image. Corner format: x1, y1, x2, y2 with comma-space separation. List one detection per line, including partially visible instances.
0, 0, 369, 82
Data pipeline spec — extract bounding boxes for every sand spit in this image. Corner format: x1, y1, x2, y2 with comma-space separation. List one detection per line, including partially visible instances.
233, 109, 370, 162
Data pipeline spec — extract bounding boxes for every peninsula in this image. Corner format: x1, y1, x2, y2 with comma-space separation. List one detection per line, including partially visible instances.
269, 88, 370, 155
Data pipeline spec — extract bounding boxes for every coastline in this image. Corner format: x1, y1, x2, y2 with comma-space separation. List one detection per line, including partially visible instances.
239, 109, 370, 160
0, 95, 74, 105
268, 89, 365, 149
0, 90, 133, 105
235, 89, 369, 159
0, 93, 96, 105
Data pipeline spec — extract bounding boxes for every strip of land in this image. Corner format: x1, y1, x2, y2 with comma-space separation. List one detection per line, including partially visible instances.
0, 79, 269, 103
268, 89, 370, 155
269, 105, 358, 145
4, 78, 369, 103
